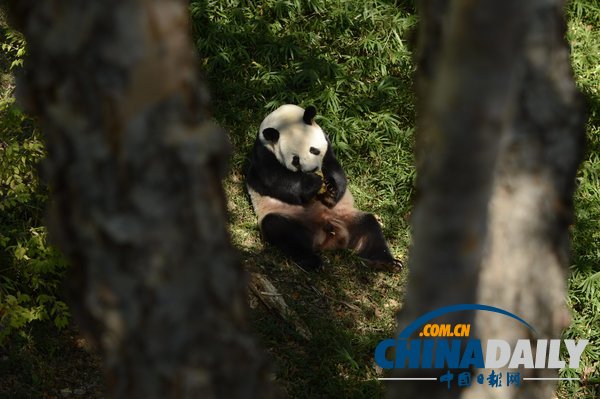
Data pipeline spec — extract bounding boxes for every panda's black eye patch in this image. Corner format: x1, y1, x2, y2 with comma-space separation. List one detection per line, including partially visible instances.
262, 128, 280, 143
309, 147, 321, 155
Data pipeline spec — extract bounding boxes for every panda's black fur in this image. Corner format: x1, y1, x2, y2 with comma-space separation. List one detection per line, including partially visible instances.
246, 104, 398, 270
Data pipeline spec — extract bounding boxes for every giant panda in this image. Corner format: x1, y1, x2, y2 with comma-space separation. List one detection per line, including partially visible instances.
245, 104, 399, 270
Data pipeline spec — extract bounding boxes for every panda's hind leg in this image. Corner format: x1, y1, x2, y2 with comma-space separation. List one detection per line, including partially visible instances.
261, 213, 323, 271
347, 213, 400, 268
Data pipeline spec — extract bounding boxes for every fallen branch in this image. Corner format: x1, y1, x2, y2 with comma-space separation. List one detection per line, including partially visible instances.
249, 273, 312, 340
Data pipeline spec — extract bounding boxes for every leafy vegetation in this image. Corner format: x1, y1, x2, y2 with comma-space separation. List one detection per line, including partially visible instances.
0, 21, 69, 347
0, 18, 84, 397
0, 1, 598, 398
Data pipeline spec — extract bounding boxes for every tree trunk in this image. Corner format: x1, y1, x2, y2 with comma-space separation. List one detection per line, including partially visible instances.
389, 1, 584, 398
7, 1, 275, 397
464, 1, 586, 398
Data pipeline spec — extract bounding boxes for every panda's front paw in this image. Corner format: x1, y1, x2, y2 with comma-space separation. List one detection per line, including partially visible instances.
301, 172, 323, 200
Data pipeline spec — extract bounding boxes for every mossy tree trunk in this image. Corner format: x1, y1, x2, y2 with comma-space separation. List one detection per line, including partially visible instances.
389, 1, 585, 398
7, 1, 275, 397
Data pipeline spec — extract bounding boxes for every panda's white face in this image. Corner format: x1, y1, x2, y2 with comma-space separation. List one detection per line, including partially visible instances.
259, 104, 328, 173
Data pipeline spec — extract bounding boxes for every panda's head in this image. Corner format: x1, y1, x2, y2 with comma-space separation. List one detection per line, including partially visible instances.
258, 104, 328, 173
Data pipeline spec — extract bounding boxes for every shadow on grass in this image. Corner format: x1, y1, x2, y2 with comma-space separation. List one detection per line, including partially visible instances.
238, 242, 407, 398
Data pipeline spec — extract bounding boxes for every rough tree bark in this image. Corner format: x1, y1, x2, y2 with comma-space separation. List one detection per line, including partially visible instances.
389, 1, 585, 399
7, 1, 275, 398
465, 1, 586, 398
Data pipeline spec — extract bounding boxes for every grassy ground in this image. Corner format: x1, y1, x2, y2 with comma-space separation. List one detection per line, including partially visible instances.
0, 1, 598, 398
203, 2, 417, 396
557, 3, 600, 398
0, 325, 104, 399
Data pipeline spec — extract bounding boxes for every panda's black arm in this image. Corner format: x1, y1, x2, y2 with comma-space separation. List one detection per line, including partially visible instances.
321, 145, 347, 203
247, 143, 322, 205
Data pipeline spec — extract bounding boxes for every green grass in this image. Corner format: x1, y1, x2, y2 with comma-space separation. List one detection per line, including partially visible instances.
558, 3, 600, 398
193, 1, 416, 396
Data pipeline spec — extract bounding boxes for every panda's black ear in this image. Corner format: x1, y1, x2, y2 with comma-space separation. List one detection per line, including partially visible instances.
303, 105, 317, 125
262, 127, 280, 143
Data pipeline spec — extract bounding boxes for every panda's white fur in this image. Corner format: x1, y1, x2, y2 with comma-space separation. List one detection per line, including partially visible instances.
259, 104, 328, 173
